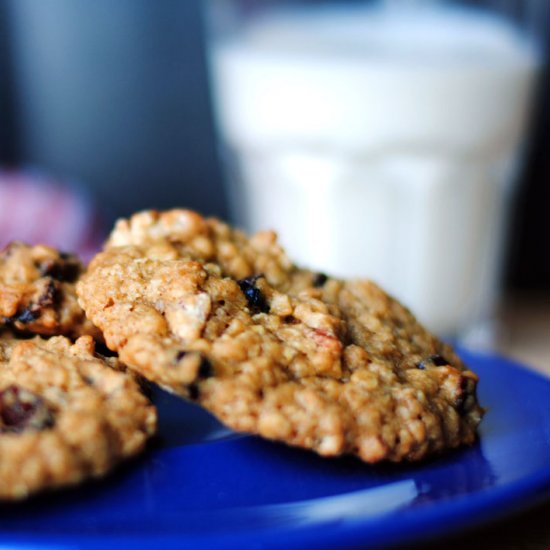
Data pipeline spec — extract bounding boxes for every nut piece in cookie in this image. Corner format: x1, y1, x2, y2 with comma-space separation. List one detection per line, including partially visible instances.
78, 210, 483, 464
0, 335, 157, 499
0, 242, 100, 338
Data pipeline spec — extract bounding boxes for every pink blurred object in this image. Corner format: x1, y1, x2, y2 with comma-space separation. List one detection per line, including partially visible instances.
0, 169, 106, 261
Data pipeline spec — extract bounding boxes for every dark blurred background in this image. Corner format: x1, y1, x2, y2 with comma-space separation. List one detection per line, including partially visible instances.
0, 0, 548, 290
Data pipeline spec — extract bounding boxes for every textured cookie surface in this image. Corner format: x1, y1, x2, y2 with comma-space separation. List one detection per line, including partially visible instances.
106, 209, 299, 289
78, 245, 344, 403
0, 334, 156, 499
79, 209, 483, 463
0, 242, 100, 338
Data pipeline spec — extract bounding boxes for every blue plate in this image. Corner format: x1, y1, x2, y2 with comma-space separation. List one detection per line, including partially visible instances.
1, 350, 550, 549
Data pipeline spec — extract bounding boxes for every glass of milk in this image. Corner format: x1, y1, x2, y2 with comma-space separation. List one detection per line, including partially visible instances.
204, 0, 540, 346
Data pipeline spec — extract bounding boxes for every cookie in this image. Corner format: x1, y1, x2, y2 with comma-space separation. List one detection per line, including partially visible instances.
78, 212, 483, 463
77, 245, 344, 393
0, 334, 156, 499
105, 209, 351, 295
0, 242, 100, 338
105, 209, 299, 289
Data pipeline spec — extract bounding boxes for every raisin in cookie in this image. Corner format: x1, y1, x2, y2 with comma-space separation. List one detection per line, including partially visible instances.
0, 242, 100, 338
78, 229, 483, 463
0, 334, 156, 499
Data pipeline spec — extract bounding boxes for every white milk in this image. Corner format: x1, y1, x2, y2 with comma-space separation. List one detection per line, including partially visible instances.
208, 5, 538, 337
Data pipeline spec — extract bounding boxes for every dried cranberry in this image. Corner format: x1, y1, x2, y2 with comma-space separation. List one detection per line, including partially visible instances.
187, 383, 200, 400
417, 354, 450, 370
10, 308, 38, 325
197, 357, 213, 379
313, 273, 328, 287
0, 385, 53, 433
37, 279, 59, 307
237, 275, 269, 314
37, 254, 80, 283
174, 350, 187, 363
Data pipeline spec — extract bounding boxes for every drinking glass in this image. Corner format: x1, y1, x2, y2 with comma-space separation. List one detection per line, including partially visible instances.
203, 0, 541, 346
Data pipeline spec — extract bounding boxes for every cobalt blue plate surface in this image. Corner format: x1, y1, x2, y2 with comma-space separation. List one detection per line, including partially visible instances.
2, 350, 550, 549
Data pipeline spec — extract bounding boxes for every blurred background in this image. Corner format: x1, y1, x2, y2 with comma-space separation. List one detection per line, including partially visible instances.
0, 0, 548, 361
0, 0, 224, 221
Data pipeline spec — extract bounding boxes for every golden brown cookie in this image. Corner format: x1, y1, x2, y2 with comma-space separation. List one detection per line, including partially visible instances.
105, 209, 299, 289
0, 242, 100, 338
0, 334, 156, 499
78, 245, 344, 398
78, 210, 483, 463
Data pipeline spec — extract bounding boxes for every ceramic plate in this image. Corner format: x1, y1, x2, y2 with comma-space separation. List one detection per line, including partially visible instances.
1, 350, 550, 549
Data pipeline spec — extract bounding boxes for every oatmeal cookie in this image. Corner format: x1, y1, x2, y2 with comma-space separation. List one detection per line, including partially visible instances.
0, 334, 157, 499
104, 208, 359, 295
106, 209, 299, 289
0, 242, 100, 338
78, 221, 483, 463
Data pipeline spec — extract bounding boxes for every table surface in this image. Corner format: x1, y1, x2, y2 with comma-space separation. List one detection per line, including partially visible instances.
497, 293, 550, 378
424, 292, 550, 550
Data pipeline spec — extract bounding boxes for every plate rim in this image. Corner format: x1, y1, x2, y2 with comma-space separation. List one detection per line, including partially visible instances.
1, 352, 550, 550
